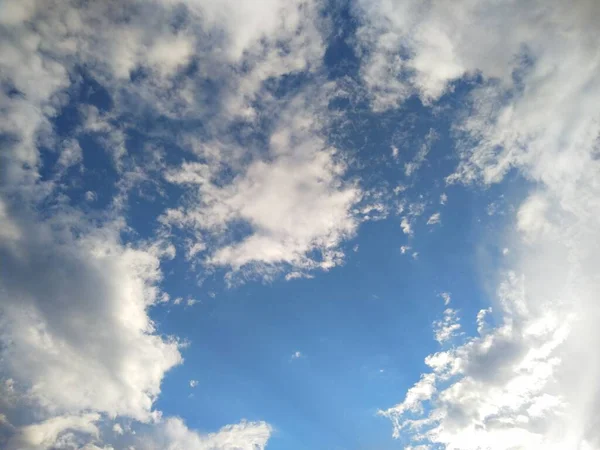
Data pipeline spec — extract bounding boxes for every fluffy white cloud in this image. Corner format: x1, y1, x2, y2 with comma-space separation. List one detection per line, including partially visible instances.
6, 413, 102, 450
0, 211, 182, 422
138, 418, 271, 450
0, 0, 328, 447
112, 424, 124, 436
432, 308, 461, 344
163, 89, 361, 280
366, 0, 600, 448
400, 217, 412, 236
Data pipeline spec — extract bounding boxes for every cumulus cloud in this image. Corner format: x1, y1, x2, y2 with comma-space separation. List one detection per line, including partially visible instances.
163, 89, 361, 281
439, 292, 451, 306
432, 308, 461, 344
400, 217, 413, 236
365, 0, 600, 447
404, 129, 438, 177
0, 0, 330, 446
112, 424, 124, 436
138, 418, 271, 450
0, 212, 182, 422
5, 413, 102, 450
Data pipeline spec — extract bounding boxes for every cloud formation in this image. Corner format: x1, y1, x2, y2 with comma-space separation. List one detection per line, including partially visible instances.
0, 0, 330, 446
362, 0, 600, 447
162, 91, 361, 280
3, 0, 599, 449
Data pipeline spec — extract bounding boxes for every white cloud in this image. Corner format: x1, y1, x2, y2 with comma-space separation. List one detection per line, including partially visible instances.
285, 272, 314, 281
440, 193, 447, 205
476, 307, 492, 335
0, 0, 316, 447
46, 0, 350, 284
163, 90, 361, 281
439, 292, 451, 306
400, 217, 412, 235
404, 129, 438, 177
138, 418, 272, 450
367, 0, 600, 446
291, 351, 303, 360
113, 423, 124, 436
56, 139, 83, 172
189, 380, 199, 389
84, 191, 97, 202
380, 271, 577, 447
432, 308, 461, 344
381, 373, 436, 422
5, 413, 101, 450
0, 213, 182, 423
426, 212, 441, 226
400, 245, 411, 255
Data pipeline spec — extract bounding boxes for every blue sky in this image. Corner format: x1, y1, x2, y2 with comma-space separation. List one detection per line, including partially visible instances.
1, 1, 600, 449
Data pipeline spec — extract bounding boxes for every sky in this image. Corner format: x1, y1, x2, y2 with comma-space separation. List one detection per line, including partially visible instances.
0, 0, 599, 449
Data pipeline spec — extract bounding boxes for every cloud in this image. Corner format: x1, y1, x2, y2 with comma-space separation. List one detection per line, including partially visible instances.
432, 308, 461, 344
426, 212, 441, 226
400, 217, 413, 235
0, 0, 327, 447
380, 373, 436, 420
5, 413, 101, 450
291, 351, 303, 360
186, 298, 199, 307
0, 0, 368, 288
189, 380, 199, 389
137, 418, 272, 450
404, 129, 438, 177
364, 0, 600, 447
163, 88, 362, 281
112, 423, 124, 436
439, 292, 451, 306
381, 271, 576, 448
0, 211, 182, 423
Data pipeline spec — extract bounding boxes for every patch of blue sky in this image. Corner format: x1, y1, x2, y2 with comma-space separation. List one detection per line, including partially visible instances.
148, 92, 528, 450
135, 6, 533, 449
